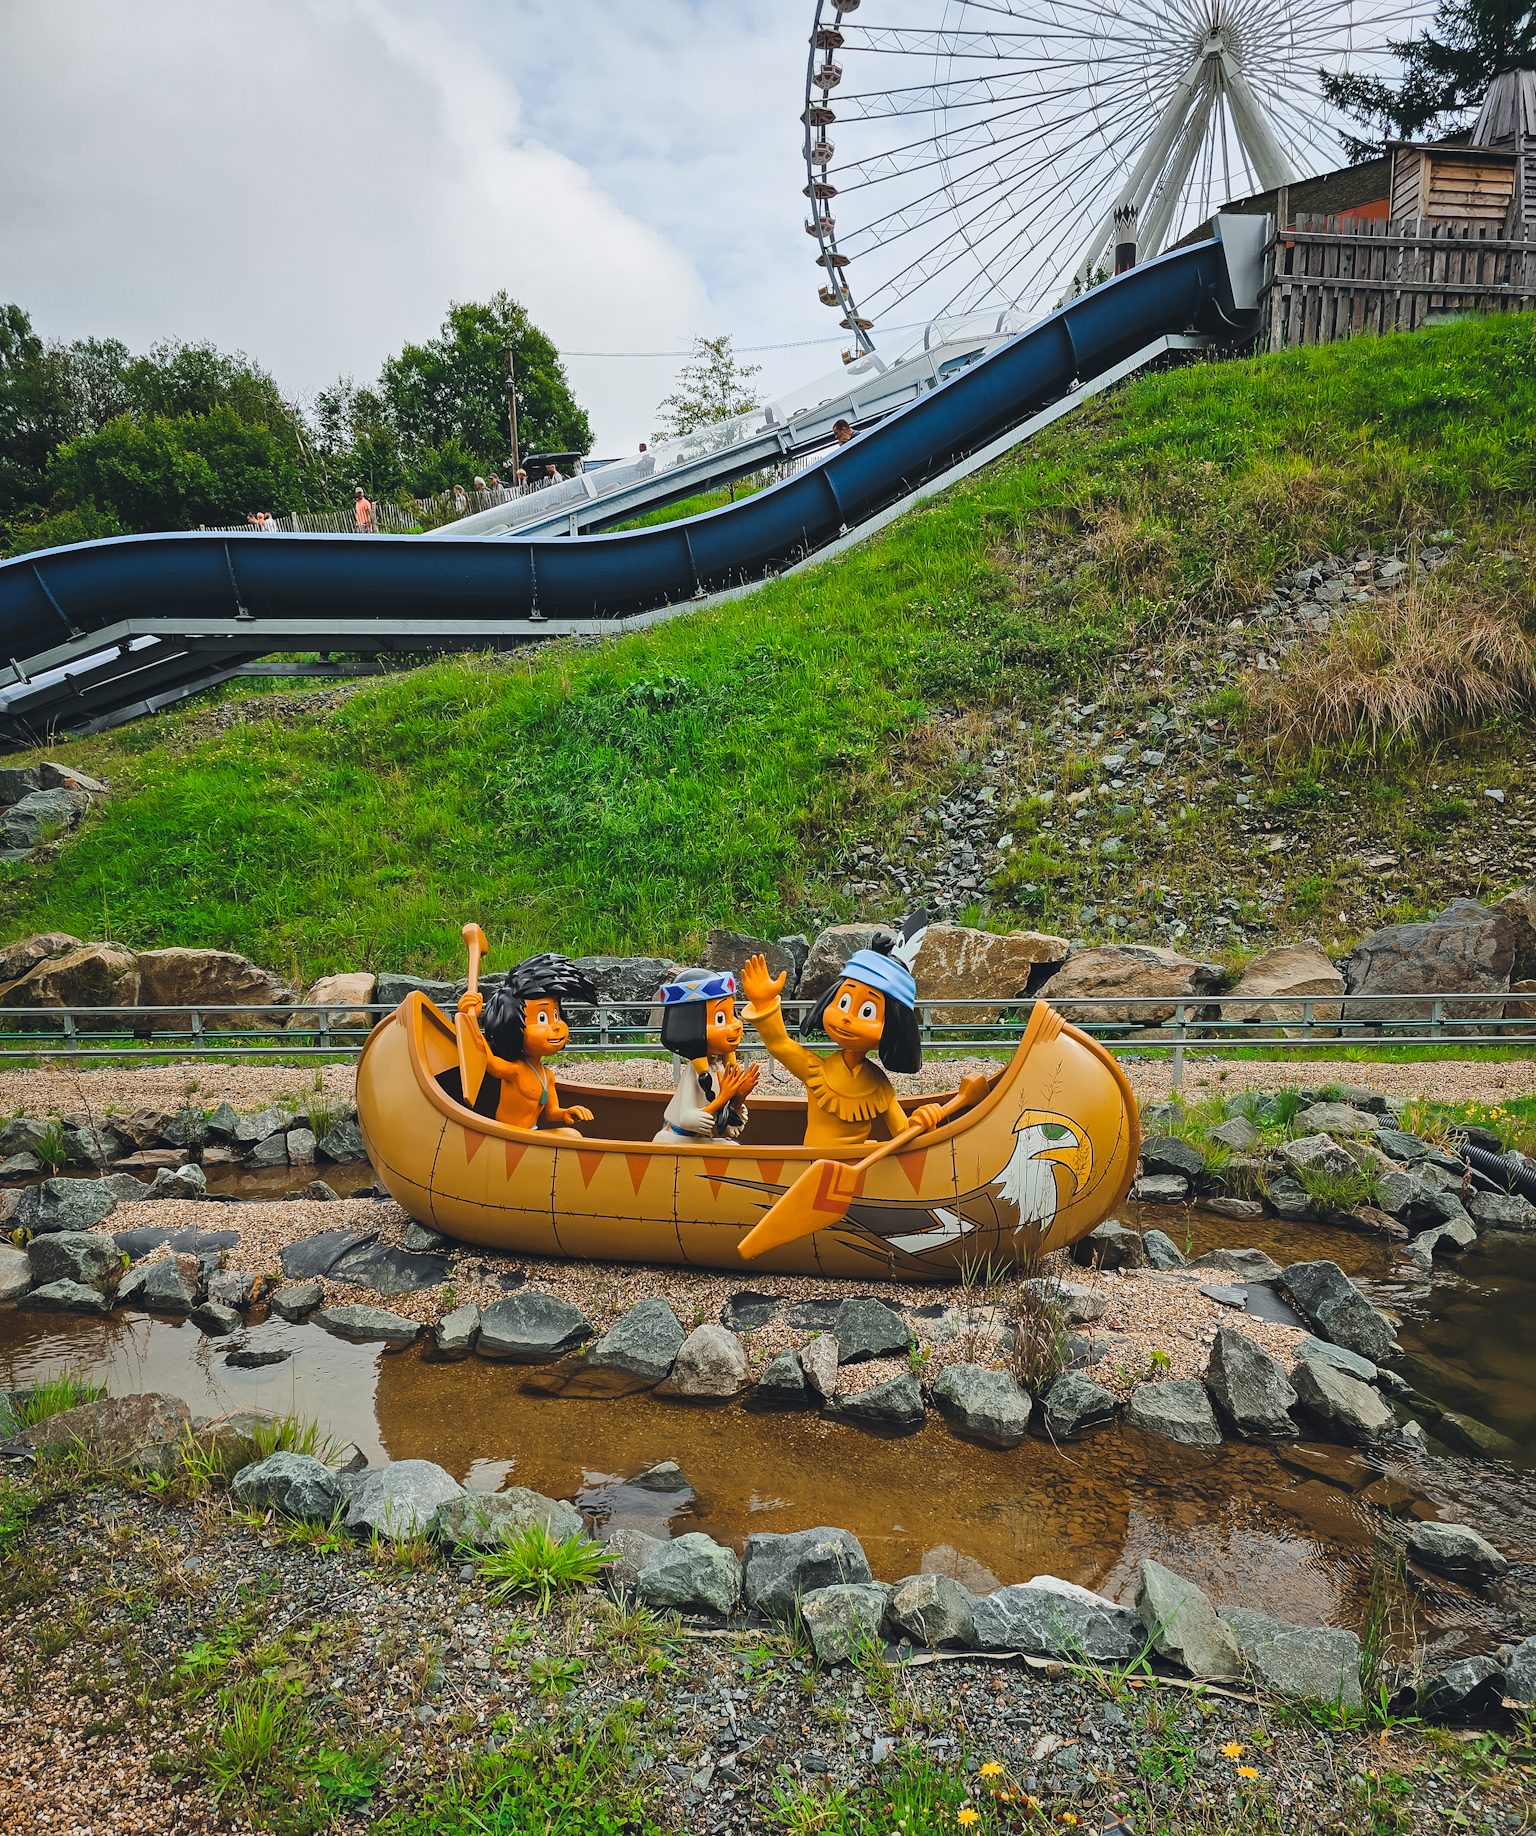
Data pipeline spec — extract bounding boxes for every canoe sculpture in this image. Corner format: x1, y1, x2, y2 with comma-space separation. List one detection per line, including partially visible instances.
355, 993, 1140, 1282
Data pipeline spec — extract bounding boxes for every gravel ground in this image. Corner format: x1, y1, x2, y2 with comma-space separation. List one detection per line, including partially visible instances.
0, 1049, 1531, 1124
0, 1485, 1528, 1836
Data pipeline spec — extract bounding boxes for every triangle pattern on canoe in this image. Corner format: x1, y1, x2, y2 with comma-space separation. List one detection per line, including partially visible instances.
702, 1156, 731, 1198
755, 1159, 785, 1190
625, 1153, 651, 1195
575, 1150, 604, 1190
897, 1147, 928, 1193
503, 1140, 529, 1182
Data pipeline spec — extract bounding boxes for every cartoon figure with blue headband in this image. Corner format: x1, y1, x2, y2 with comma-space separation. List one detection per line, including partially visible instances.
740, 913, 945, 1150
653, 968, 761, 1144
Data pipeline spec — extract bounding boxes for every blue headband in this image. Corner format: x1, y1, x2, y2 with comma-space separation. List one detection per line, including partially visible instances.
841, 948, 917, 1011
659, 970, 736, 1006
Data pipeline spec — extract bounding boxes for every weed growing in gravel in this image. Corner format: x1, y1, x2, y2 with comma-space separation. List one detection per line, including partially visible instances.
587, 1596, 683, 1678
771, 1744, 978, 1834
194, 1679, 388, 1835
1002, 1256, 1072, 1394
250, 1411, 336, 1461
474, 1521, 615, 1615
9, 1371, 106, 1427
1292, 1160, 1383, 1215
369, 1527, 436, 1571
529, 1651, 586, 1698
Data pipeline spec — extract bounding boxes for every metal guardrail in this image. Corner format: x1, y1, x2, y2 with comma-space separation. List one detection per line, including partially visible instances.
0, 994, 1531, 1088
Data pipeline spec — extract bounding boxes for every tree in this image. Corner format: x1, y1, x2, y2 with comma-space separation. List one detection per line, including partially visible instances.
381, 292, 591, 486
1322, 0, 1536, 160
653, 335, 763, 441
0, 304, 68, 520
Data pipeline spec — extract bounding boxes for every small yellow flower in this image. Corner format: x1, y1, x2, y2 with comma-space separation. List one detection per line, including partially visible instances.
1061, 1816, 1080, 1829
1221, 1741, 1245, 1760
1237, 1766, 1259, 1780
957, 1810, 980, 1829
979, 1761, 1005, 1778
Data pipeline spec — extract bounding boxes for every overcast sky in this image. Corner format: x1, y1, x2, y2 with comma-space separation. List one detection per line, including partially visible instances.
2, 0, 833, 451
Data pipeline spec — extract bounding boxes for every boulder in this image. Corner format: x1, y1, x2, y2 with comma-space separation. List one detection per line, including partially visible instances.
834, 1297, 911, 1363
316, 1304, 423, 1347
799, 1332, 840, 1402
1022, 1277, 1108, 1324
1033, 944, 1225, 1026
1265, 1175, 1314, 1220
431, 1485, 582, 1548
148, 1164, 207, 1201
1466, 1189, 1536, 1230
21, 1278, 111, 1315
477, 1292, 592, 1362
434, 1305, 480, 1359
190, 1301, 241, 1336
1219, 1607, 1362, 1709
1405, 1521, 1509, 1586
37, 763, 108, 795
587, 1298, 685, 1385
602, 1525, 665, 1592
635, 1533, 743, 1617
344, 1459, 464, 1540
909, 923, 1069, 1022
0, 786, 93, 855
835, 1371, 925, 1430
1221, 944, 1344, 1037
134, 948, 293, 1021
0, 939, 139, 1012
658, 1324, 749, 1398
1140, 1136, 1205, 1181
1126, 1379, 1222, 1448
286, 1128, 317, 1167
799, 925, 888, 1004
887, 1573, 976, 1649
1192, 1248, 1282, 1281
1342, 899, 1514, 1025
1206, 1327, 1299, 1438
375, 973, 456, 1009
1296, 1337, 1380, 1386
1494, 885, 1536, 980
301, 1180, 340, 1203
1138, 1560, 1243, 1679
704, 930, 800, 996
0, 1243, 31, 1300
1279, 1261, 1397, 1363
116, 1258, 201, 1315
270, 1279, 325, 1322
207, 1269, 255, 1309
800, 1582, 891, 1664
1291, 1358, 1395, 1443
27, 1230, 121, 1292
231, 1452, 342, 1523
0, 932, 80, 983
13, 1176, 119, 1236
1073, 1220, 1148, 1270
972, 1576, 1145, 1661
931, 1364, 1032, 1448
317, 1118, 367, 1163
1296, 1101, 1379, 1137
1043, 1372, 1117, 1439
235, 1106, 295, 1146
1420, 1655, 1505, 1720
296, 972, 378, 1030
1141, 1229, 1187, 1271
1209, 1116, 1260, 1152
1505, 1635, 1536, 1706
327, 1242, 451, 1298
1279, 1134, 1356, 1179
1131, 1173, 1190, 1204
743, 1526, 872, 1617
567, 956, 678, 1024
21, 1392, 190, 1472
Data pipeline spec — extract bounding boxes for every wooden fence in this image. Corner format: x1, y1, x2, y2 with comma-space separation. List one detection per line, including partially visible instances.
1260, 213, 1536, 349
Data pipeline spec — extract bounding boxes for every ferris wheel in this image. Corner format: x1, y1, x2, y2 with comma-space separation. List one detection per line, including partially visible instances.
803, 0, 1433, 359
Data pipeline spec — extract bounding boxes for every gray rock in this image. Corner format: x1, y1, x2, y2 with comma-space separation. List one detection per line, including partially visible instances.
757, 1349, 812, 1403
1466, 1189, 1536, 1230
434, 1305, 480, 1359
163, 1106, 210, 1150
1137, 1560, 1243, 1679
799, 1332, 840, 1401
1192, 1248, 1282, 1281
1021, 1277, 1107, 1323
148, 1164, 207, 1201
1209, 1116, 1259, 1151
1374, 1127, 1434, 1163
431, 1485, 582, 1548
703, 929, 800, 997
317, 1118, 367, 1162
12, 1176, 119, 1236
1140, 1136, 1205, 1181
587, 1298, 685, 1384
1131, 1173, 1191, 1205
286, 1127, 318, 1166
225, 1346, 292, 1370
270, 1278, 324, 1322
0, 785, 91, 850
26, 1229, 121, 1292
102, 1172, 151, 1203
232, 1106, 293, 1145
1206, 1326, 1298, 1437
0, 1152, 40, 1177
375, 973, 456, 1009
328, 1243, 452, 1296
1280, 1260, 1397, 1362
21, 1278, 110, 1315
972, 1577, 1145, 1661
565, 956, 678, 1025
0, 1243, 31, 1301
888, 1572, 976, 1649
1141, 1228, 1186, 1270
1074, 1220, 1149, 1269
344, 1459, 464, 1540
402, 1220, 448, 1251
834, 1297, 911, 1363
1126, 1378, 1222, 1448
931, 1363, 1031, 1448
1043, 1372, 1118, 1438
279, 1227, 378, 1280
316, 1304, 423, 1346
798, 925, 888, 1003
635, 1533, 743, 1617
1420, 1654, 1504, 1720
190, 1301, 242, 1336
834, 1371, 925, 1430
1504, 1635, 1536, 1705
232, 1452, 341, 1523
116, 1258, 201, 1314
659, 1324, 749, 1398
602, 1525, 665, 1592
1297, 1101, 1379, 1136
1219, 1607, 1362, 1708
1279, 1134, 1356, 1178
800, 1582, 891, 1665
1291, 1358, 1395, 1442
477, 1291, 592, 1362
1265, 1174, 1314, 1219
1296, 1337, 1379, 1385
249, 1134, 290, 1168
1405, 1521, 1509, 1585
1343, 900, 1514, 1025
743, 1526, 873, 1617
204, 1102, 242, 1142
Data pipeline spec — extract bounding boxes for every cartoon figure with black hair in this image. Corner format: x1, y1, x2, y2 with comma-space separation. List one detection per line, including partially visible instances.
456, 952, 598, 1133
653, 968, 761, 1144
739, 913, 944, 1150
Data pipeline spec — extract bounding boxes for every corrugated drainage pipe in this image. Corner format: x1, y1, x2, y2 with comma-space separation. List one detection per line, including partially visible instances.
1457, 1140, 1536, 1204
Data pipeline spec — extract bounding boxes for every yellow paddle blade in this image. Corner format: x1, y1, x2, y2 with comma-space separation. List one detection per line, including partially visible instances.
738, 1158, 863, 1260
455, 1015, 487, 1108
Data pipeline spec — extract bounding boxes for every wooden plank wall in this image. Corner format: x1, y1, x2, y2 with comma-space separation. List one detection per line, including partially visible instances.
1260, 214, 1536, 349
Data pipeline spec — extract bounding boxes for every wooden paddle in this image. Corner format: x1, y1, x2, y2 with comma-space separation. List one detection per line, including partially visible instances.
456, 921, 490, 1107
737, 1073, 989, 1261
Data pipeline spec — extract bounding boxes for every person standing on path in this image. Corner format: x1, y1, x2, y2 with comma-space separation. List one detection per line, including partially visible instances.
354, 488, 374, 533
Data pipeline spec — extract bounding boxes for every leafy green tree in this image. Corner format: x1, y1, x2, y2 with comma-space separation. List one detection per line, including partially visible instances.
653, 335, 763, 441
0, 304, 68, 519
1322, 0, 1536, 160
311, 377, 407, 500
381, 292, 591, 485
42, 337, 132, 442
2, 502, 125, 560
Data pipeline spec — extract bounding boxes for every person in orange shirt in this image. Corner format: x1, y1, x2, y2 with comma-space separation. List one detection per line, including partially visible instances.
456, 953, 598, 1132
354, 487, 374, 532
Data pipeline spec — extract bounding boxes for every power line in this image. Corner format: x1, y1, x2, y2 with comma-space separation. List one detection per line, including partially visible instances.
560, 319, 939, 359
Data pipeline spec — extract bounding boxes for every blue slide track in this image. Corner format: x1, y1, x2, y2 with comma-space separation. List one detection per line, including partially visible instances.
0, 234, 1251, 739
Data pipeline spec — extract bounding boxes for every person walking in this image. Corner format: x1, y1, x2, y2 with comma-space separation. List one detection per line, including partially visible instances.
354, 487, 374, 533
453, 484, 469, 516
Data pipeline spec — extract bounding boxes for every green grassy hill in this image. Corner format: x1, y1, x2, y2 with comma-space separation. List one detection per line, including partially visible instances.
1, 315, 1533, 983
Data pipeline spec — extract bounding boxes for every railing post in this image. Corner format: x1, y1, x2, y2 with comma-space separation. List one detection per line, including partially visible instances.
1172, 1002, 1187, 1092
63, 1011, 78, 1059
1430, 999, 1443, 1043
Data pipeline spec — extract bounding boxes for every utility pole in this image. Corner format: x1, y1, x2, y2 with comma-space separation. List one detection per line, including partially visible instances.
506, 347, 520, 479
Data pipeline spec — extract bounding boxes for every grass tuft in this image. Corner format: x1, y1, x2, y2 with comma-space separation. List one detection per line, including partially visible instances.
473, 1521, 615, 1616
